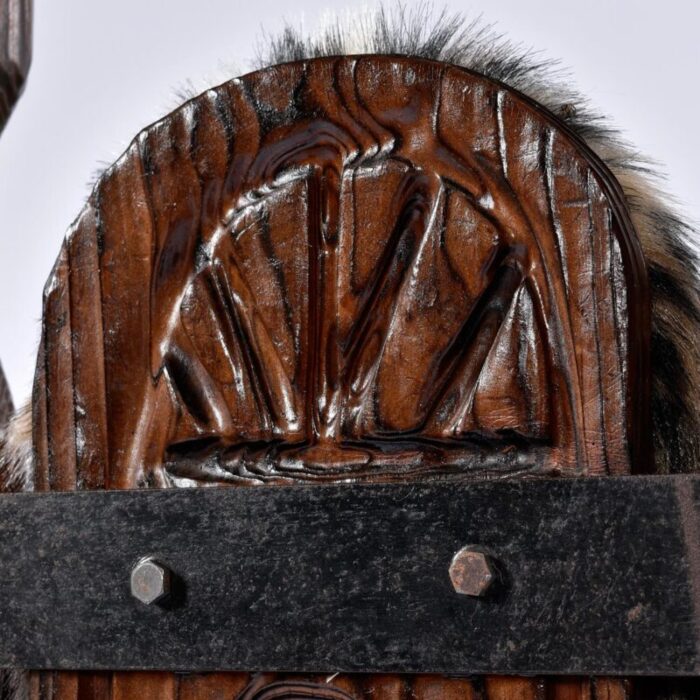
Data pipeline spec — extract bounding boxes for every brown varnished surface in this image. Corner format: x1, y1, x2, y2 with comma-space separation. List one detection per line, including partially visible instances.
34, 56, 647, 488
26, 673, 630, 700
29, 56, 647, 698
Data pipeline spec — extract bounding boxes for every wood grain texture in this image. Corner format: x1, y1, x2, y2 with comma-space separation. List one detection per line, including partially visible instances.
27, 56, 648, 699
33, 56, 648, 490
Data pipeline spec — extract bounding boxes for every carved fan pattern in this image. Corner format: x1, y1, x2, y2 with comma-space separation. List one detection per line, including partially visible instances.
33, 56, 647, 489
165, 166, 554, 482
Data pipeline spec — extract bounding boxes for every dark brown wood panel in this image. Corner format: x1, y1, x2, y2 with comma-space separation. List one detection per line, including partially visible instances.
34, 56, 648, 490
28, 56, 647, 699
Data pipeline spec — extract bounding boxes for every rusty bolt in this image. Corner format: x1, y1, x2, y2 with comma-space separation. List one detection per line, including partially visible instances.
130, 557, 172, 606
449, 546, 496, 597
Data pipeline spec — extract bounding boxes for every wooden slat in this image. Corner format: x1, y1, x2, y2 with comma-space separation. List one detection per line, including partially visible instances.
111, 672, 176, 700
67, 207, 108, 490
484, 677, 541, 700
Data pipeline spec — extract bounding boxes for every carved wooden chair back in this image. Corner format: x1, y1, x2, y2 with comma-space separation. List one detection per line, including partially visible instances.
30, 57, 648, 699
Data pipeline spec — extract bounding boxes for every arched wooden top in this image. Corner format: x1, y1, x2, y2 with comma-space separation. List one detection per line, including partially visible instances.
32, 55, 649, 490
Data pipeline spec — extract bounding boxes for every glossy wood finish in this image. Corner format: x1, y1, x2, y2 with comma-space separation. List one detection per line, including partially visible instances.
28, 56, 648, 698
28, 674, 630, 700
33, 56, 648, 490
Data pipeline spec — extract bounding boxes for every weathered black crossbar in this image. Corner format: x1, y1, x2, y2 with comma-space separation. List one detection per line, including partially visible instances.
0, 475, 698, 675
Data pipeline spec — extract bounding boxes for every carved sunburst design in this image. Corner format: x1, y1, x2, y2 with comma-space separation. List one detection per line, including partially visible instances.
164, 164, 552, 483
34, 56, 647, 490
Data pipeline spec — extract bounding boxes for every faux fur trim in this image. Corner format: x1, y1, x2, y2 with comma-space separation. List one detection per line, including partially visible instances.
255, 4, 700, 474
0, 402, 32, 492
0, 360, 31, 497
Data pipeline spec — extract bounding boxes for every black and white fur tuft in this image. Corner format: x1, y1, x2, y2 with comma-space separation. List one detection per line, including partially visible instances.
0, 401, 32, 493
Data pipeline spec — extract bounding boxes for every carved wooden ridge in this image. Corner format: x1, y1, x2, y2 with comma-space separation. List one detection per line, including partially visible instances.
33, 55, 649, 492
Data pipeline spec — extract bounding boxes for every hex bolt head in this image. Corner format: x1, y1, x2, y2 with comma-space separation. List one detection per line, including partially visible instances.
130, 558, 172, 606
449, 546, 496, 597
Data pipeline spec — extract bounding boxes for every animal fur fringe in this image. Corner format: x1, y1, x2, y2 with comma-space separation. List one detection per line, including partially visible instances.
0, 402, 32, 492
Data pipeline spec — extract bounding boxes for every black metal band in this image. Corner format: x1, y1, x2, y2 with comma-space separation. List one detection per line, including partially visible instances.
0, 475, 698, 675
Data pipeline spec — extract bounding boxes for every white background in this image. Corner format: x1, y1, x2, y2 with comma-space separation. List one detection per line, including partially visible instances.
0, 0, 698, 404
